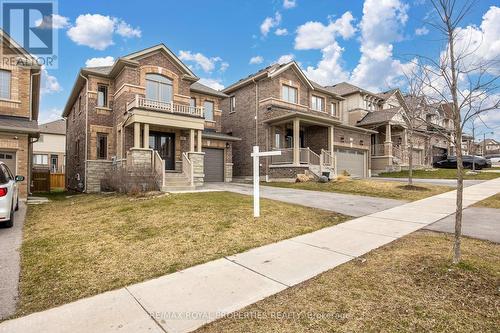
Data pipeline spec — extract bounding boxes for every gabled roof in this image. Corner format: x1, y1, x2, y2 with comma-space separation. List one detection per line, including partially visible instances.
223, 61, 343, 99
190, 82, 228, 98
356, 108, 402, 126
0, 29, 40, 66
39, 119, 65, 135
479, 138, 500, 145
377, 89, 398, 101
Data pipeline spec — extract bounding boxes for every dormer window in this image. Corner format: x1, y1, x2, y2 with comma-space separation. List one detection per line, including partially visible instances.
282, 84, 298, 104
146, 74, 173, 103
311, 95, 324, 112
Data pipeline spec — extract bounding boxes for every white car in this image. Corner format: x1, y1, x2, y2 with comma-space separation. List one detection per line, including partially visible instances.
0, 162, 23, 228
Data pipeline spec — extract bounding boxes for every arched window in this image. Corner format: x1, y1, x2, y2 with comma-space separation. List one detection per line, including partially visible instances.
145, 74, 173, 102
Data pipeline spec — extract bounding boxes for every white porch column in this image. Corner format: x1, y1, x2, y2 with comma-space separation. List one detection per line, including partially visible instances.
293, 118, 300, 165
190, 129, 195, 152
385, 123, 392, 143
197, 130, 202, 153
328, 125, 335, 156
133, 122, 141, 148
143, 123, 149, 149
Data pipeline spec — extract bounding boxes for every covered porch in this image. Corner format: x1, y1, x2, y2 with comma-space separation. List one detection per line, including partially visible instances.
264, 114, 339, 179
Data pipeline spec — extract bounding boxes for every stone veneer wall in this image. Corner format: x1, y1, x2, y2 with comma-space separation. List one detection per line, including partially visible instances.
268, 166, 309, 180
86, 160, 113, 193
189, 152, 204, 186
225, 163, 233, 182
127, 149, 152, 169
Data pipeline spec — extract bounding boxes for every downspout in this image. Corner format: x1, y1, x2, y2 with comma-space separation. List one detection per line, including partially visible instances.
79, 72, 89, 192
29, 69, 41, 195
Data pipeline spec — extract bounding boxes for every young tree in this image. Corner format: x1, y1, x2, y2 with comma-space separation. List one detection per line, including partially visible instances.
414, 0, 499, 264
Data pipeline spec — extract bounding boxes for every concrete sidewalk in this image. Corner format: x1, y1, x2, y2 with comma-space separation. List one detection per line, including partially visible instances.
203, 182, 406, 217
1, 178, 499, 333
372, 177, 484, 187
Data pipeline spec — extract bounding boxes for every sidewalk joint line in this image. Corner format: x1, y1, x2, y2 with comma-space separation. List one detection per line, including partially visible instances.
124, 287, 168, 333
287, 239, 357, 258
223, 257, 291, 288
335, 225, 419, 238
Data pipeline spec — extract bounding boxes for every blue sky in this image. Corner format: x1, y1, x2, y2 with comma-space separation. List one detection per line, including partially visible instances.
38, 0, 499, 139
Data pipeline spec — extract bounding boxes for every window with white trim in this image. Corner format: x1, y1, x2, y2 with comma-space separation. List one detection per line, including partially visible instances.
311, 95, 324, 111
33, 154, 48, 165
229, 96, 236, 112
146, 74, 173, 103
331, 102, 338, 117
281, 84, 298, 104
0, 70, 11, 99
97, 85, 108, 107
204, 100, 214, 121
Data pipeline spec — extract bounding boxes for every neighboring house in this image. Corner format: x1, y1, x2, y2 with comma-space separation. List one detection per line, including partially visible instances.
461, 134, 475, 155
221, 62, 375, 180
0, 30, 40, 198
478, 138, 500, 155
63, 44, 239, 192
33, 119, 66, 173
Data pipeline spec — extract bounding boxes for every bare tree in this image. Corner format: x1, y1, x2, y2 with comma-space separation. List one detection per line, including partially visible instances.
412, 0, 500, 264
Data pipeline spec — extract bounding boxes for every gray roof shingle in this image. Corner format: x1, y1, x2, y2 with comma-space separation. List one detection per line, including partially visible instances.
0, 115, 39, 133
190, 82, 228, 98
357, 108, 401, 126
39, 119, 65, 135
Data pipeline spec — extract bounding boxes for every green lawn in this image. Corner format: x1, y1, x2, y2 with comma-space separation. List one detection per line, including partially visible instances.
377, 169, 500, 180
14, 192, 349, 318
197, 231, 500, 333
264, 179, 453, 201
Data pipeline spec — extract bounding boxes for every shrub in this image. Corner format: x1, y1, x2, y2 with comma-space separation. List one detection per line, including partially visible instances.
101, 166, 160, 194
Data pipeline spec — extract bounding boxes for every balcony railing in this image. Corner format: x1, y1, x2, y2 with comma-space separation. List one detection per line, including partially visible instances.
270, 147, 321, 165
127, 95, 204, 117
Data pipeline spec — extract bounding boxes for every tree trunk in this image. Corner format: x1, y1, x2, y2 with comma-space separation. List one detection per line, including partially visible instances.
453, 130, 464, 264
408, 133, 413, 186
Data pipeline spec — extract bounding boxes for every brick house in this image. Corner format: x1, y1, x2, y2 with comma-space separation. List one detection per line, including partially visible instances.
63, 44, 239, 192
33, 119, 66, 173
221, 62, 375, 180
0, 30, 41, 198
328, 83, 453, 173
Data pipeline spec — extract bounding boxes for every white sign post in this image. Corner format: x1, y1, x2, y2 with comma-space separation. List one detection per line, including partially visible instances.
251, 146, 281, 218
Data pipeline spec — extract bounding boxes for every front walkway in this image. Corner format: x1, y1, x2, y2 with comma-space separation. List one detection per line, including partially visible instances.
1, 179, 499, 333
203, 183, 406, 217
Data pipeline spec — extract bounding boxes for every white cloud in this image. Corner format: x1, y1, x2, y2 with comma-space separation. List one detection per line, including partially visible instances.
178, 50, 225, 73
276, 54, 294, 64
85, 56, 115, 67
415, 26, 429, 36
452, 6, 500, 74
295, 12, 356, 50
260, 12, 281, 36
198, 78, 224, 91
303, 42, 349, 85
249, 56, 264, 65
275, 28, 288, 36
220, 62, 229, 72
35, 14, 70, 29
350, 0, 411, 91
39, 108, 64, 124
283, 0, 296, 9
67, 14, 141, 50
41, 67, 61, 94
115, 19, 141, 38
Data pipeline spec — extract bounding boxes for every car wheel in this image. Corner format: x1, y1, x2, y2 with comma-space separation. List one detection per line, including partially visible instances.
15, 197, 19, 211
4, 206, 14, 228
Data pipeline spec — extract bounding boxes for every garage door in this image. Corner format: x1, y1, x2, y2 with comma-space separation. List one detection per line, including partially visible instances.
0, 151, 16, 174
203, 148, 224, 182
335, 148, 365, 177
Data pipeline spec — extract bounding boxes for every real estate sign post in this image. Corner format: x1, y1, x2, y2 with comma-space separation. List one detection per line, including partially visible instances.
251, 146, 281, 217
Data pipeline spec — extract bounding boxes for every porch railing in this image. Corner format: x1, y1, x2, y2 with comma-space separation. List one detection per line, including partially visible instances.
153, 150, 165, 188
270, 147, 321, 166
321, 149, 335, 167
127, 95, 204, 117
371, 143, 387, 156
182, 152, 194, 186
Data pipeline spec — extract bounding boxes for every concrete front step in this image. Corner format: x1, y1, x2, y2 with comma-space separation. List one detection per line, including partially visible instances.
161, 185, 196, 192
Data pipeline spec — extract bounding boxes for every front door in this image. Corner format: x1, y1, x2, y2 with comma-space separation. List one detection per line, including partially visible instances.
149, 132, 175, 170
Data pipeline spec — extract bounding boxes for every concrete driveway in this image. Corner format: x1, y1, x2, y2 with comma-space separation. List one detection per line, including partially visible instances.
0, 201, 26, 320
425, 207, 500, 243
203, 183, 407, 217
372, 177, 484, 187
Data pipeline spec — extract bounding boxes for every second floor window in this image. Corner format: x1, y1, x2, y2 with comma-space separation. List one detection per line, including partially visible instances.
311, 95, 324, 111
189, 97, 196, 108
146, 74, 172, 103
331, 103, 338, 117
204, 100, 214, 121
97, 85, 108, 107
0, 70, 11, 99
230, 96, 236, 112
97, 133, 108, 159
282, 84, 298, 104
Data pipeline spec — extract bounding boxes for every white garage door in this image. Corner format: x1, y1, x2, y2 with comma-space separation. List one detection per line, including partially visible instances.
335, 148, 365, 177
0, 151, 16, 174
